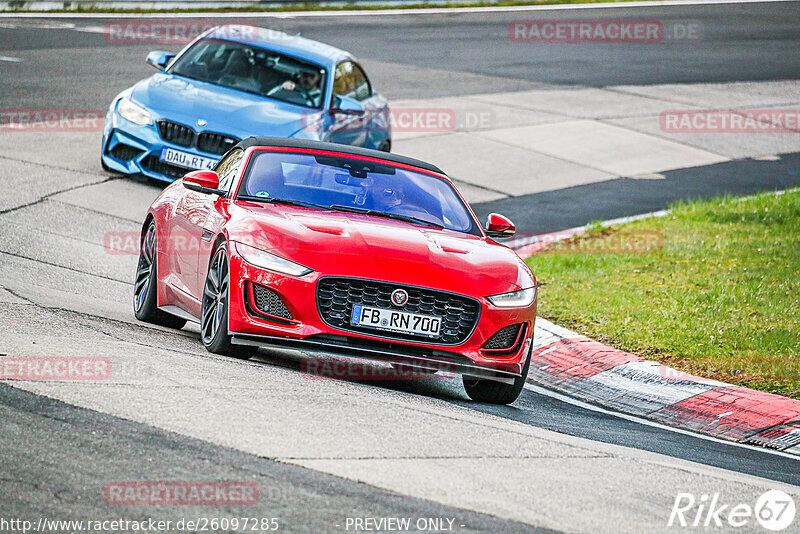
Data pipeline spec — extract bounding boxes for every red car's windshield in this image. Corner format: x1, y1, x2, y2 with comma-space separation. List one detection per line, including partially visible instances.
238, 151, 479, 235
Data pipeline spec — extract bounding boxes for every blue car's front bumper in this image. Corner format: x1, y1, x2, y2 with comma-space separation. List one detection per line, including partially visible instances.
101, 106, 233, 183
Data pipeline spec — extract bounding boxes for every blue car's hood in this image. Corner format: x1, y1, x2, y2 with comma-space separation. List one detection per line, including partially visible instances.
130, 72, 314, 138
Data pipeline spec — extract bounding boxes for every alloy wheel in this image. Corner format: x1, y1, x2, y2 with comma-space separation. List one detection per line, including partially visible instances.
134, 224, 156, 312
202, 248, 229, 344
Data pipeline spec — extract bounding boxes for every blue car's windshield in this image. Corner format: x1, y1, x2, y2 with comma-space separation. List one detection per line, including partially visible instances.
239, 152, 479, 235
169, 38, 327, 109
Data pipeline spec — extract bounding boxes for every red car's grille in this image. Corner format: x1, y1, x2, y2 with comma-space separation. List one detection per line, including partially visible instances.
316, 277, 480, 345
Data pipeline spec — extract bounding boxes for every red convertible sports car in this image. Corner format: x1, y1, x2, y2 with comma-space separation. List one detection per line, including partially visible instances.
134, 137, 537, 404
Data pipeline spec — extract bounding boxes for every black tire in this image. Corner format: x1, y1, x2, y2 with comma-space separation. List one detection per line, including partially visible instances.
200, 242, 257, 359
462, 345, 532, 405
133, 222, 187, 329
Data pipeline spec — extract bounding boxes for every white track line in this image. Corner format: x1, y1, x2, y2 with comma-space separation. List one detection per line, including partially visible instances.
0, 55, 21, 61
0, 0, 797, 18
523, 382, 800, 460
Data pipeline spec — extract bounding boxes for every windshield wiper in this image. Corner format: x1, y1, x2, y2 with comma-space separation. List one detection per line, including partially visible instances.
239, 195, 327, 211
329, 205, 444, 229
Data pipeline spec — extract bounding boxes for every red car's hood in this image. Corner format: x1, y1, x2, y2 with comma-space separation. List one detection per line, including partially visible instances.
226, 203, 532, 295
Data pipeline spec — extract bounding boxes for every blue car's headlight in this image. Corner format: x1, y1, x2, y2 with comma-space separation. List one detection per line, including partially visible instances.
117, 97, 153, 126
487, 287, 537, 308
234, 242, 312, 277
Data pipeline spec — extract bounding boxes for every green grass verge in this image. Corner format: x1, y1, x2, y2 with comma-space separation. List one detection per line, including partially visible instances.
527, 189, 800, 399
6, 0, 675, 14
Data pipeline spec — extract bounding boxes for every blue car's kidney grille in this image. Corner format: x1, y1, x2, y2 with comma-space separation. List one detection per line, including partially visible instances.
197, 132, 239, 156
157, 120, 194, 147
156, 120, 240, 156
316, 277, 480, 345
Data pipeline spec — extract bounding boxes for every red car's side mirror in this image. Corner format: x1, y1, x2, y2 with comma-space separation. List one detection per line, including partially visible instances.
485, 213, 516, 239
182, 170, 224, 196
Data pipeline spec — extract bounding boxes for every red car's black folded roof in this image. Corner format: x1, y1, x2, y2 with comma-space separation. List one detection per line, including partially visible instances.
234, 136, 445, 175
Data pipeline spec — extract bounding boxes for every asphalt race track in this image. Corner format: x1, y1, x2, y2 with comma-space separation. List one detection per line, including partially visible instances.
1, 2, 799, 532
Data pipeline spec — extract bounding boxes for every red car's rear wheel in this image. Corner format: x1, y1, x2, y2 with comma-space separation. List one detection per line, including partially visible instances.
133, 222, 186, 329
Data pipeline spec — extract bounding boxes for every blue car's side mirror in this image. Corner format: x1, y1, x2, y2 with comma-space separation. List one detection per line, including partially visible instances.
330, 95, 365, 116
146, 51, 175, 70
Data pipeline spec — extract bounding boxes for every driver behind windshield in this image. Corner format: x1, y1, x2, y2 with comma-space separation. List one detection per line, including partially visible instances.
280, 69, 323, 102
169, 39, 325, 108
371, 183, 404, 212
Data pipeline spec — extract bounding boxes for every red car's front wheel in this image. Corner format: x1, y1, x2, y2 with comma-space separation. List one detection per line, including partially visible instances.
462, 345, 532, 405
201, 242, 257, 359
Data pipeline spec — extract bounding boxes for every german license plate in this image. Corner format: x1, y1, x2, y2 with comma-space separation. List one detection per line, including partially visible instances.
160, 147, 218, 170
351, 305, 441, 339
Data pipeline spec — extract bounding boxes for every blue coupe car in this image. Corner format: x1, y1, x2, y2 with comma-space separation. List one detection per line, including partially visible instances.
101, 25, 391, 182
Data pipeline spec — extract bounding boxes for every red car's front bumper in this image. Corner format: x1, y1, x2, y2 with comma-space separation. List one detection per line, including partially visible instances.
226, 250, 536, 380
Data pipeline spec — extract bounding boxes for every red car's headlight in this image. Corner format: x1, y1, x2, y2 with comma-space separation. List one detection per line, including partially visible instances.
233, 242, 312, 277
487, 287, 537, 308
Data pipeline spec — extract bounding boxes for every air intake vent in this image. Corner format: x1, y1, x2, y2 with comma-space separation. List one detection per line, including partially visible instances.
483, 323, 525, 352
251, 283, 293, 320
107, 143, 143, 162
